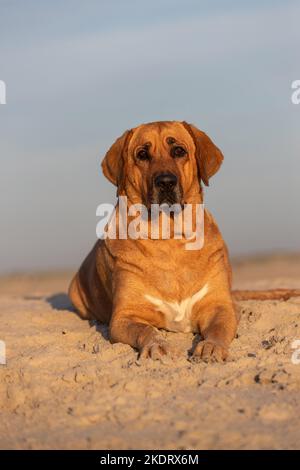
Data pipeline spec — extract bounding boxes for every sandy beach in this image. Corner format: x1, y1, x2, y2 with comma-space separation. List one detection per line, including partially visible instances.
1, 253, 300, 450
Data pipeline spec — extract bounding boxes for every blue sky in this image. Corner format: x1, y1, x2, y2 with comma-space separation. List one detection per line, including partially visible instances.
0, 0, 299, 272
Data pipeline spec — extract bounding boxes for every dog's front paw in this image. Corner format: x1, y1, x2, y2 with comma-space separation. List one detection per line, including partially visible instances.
190, 340, 228, 364
138, 338, 178, 363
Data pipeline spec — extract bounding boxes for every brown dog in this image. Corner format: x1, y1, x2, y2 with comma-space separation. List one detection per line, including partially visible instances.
68, 121, 300, 362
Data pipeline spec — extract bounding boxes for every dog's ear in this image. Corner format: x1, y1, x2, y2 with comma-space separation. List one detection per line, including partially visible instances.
182, 121, 224, 186
101, 129, 133, 190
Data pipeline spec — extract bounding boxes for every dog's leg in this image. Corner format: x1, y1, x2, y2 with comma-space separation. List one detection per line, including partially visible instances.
109, 316, 178, 361
68, 273, 93, 320
191, 304, 237, 363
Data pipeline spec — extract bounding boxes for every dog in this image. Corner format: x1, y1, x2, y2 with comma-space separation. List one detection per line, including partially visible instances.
69, 120, 300, 362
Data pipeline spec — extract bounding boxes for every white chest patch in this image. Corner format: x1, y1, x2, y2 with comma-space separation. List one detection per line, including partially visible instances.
145, 283, 209, 333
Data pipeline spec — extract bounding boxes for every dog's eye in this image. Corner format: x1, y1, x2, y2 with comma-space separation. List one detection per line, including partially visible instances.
172, 146, 187, 158
137, 149, 150, 161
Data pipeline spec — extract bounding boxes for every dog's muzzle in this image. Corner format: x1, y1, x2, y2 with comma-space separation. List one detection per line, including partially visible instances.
149, 172, 182, 206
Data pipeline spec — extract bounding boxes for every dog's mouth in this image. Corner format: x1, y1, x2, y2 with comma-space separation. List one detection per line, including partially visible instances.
147, 186, 183, 208
157, 190, 181, 206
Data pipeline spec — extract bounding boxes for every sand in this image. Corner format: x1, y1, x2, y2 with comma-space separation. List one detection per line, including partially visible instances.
1, 254, 300, 450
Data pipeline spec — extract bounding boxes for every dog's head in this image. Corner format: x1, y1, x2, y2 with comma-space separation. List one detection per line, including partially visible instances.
101, 121, 223, 208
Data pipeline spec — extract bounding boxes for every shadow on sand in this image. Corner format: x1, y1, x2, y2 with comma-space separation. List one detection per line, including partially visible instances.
46, 292, 109, 341
46, 292, 74, 312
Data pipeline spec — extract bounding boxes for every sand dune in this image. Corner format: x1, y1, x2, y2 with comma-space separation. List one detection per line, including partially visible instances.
1, 254, 300, 450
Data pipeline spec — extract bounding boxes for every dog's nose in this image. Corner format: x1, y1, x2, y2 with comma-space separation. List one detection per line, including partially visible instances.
154, 173, 178, 191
